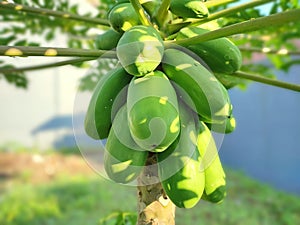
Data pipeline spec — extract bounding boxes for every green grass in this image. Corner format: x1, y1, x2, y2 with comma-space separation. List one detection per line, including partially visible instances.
0, 167, 299, 225
0, 175, 137, 225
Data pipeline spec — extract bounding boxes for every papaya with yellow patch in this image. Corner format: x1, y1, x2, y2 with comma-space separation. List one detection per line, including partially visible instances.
197, 121, 226, 203
170, 0, 209, 18
117, 25, 164, 76
162, 48, 232, 124
108, 3, 141, 33
104, 105, 148, 184
177, 26, 242, 74
95, 29, 122, 50
127, 70, 180, 152
84, 67, 131, 140
158, 101, 205, 208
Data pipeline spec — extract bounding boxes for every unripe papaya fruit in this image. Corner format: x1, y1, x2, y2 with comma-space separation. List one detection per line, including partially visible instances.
201, 185, 226, 203
177, 26, 242, 74
117, 25, 164, 76
104, 105, 148, 184
95, 29, 122, 50
84, 67, 131, 140
162, 48, 231, 124
127, 70, 180, 152
170, 0, 209, 18
108, 3, 141, 33
197, 121, 226, 203
158, 101, 205, 208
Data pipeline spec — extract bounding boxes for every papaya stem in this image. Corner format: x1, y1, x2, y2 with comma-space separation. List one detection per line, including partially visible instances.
0, 57, 97, 74
230, 71, 300, 92
154, 0, 170, 28
0, 46, 117, 58
137, 153, 176, 225
0, 1, 110, 26
171, 8, 300, 46
129, 0, 152, 26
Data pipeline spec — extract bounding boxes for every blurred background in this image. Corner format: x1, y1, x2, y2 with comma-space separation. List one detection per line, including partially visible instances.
1, 0, 300, 225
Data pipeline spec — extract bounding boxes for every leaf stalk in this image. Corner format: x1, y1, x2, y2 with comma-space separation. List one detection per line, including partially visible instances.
231, 71, 300, 92
129, 0, 152, 26
0, 46, 117, 58
172, 9, 300, 46
0, 57, 97, 73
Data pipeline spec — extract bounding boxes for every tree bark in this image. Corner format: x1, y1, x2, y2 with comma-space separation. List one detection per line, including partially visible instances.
137, 153, 176, 225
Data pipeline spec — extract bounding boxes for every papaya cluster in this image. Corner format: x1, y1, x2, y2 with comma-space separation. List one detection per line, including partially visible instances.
85, 0, 242, 209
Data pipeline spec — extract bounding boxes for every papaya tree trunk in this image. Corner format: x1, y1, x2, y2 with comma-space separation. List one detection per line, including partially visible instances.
137, 153, 176, 225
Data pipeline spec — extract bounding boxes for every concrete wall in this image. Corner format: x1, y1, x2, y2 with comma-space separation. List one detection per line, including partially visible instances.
219, 65, 300, 195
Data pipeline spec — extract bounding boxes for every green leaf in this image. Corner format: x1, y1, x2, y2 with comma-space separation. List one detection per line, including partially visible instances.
267, 54, 291, 71
281, 59, 300, 71
1, 73, 28, 89
99, 212, 137, 225
28, 42, 40, 46
14, 39, 28, 46
0, 35, 15, 45
45, 31, 55, 41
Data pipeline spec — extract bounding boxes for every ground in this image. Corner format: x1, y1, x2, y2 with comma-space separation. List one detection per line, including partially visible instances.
0, 151, 93, 186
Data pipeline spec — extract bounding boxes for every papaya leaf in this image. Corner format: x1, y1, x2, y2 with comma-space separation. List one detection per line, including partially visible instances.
281, 58, 300, 71
0, 64, 28, 88
0, 35, 15, 45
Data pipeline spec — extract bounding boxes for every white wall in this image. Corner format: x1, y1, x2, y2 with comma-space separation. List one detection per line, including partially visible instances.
0, 0, 100, 149
0, 57, 89, 148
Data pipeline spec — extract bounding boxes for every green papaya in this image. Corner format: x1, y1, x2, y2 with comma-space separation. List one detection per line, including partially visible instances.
84, 67, 131, 139
197, 121, 226, 203
158, 101, 205, 208
108, 3, 140, 33
117, 25, 164, 76
207, 115, 236, 134
176, 26, 242, 74
104, 105, 148, 184
201, 185, 226, 204
162, 48, 231, 124
170, 0, 209, 18
95, 29, 122, 50
127, 70, 180, 152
